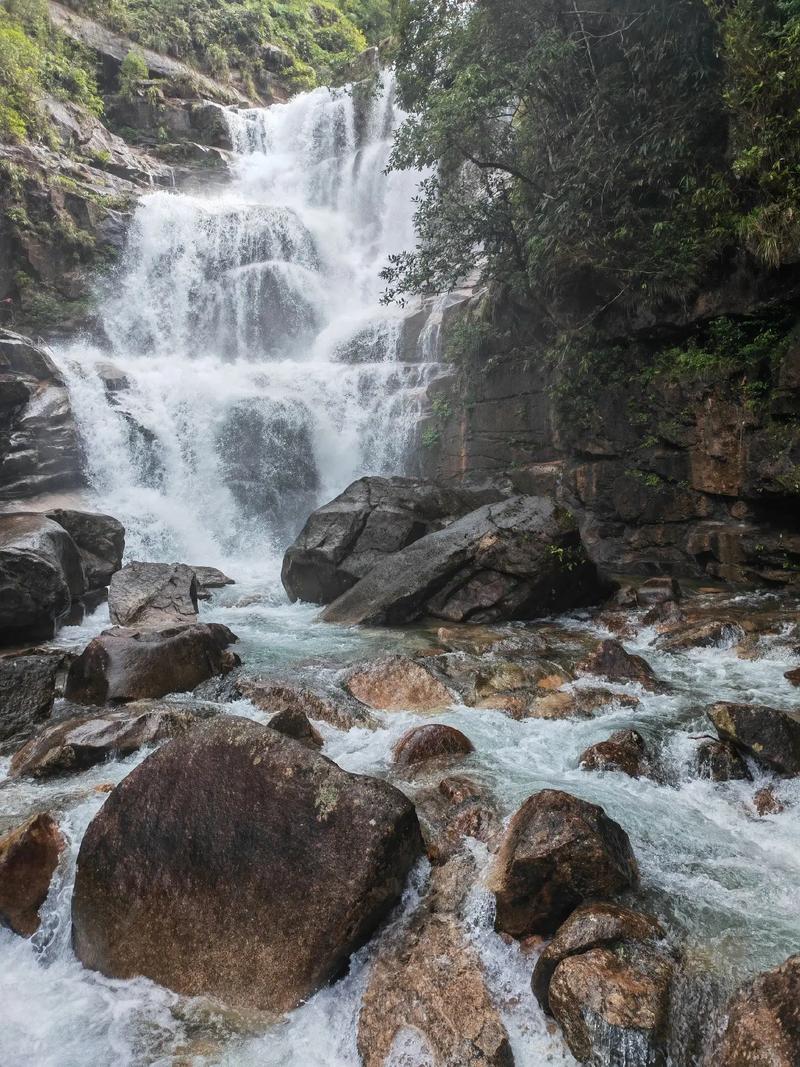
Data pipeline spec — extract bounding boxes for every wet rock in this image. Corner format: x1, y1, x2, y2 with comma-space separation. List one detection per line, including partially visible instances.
549, 943, 674, 1067
344, 656, 454, 712
636, 577, 682, 606
520, 687, 640, 721
656, 620, 745, 653
282, 476, 497, 605
753, 786, 785, 817
239, 677, 377, 730
491, 789, 638, 938
46, 509, 125, 590
358, 908, 513, 1067
707, 953, 800, 1067
578, 639, 665, 692
267, 707, 323, 750
0, 512, 87, 645
108, 561, 199, 628
414, 776, 500, 861
642, 600, 686, 629
532, 902, 666, 1013
9, 701, 213, 779
95, 361, 130, 395
64, 623, 239, 704
785, 667, 800, 687
439, 775, 483, 805
0, 652, 60, 743
191, 566, 234, 600
321, 496, 605, 627
695, 738, 751, 782
708, 702, 800, 777
474, 657, 571, 700
71, 716, 423, 1015
393, 724, 474, 767
579, 730, 650, 779
0, 813, 64, 937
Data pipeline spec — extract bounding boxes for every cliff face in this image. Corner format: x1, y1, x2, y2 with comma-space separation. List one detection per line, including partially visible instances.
416, 286, 800, 587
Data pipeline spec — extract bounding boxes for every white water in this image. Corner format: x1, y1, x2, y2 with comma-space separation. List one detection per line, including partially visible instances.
3, 76, 800, 1067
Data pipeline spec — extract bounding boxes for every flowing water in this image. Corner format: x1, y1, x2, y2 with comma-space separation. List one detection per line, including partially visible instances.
2, 77, 800, 1067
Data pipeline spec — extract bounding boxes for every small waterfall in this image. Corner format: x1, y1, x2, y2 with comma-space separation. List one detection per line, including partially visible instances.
57, 75, 439, 572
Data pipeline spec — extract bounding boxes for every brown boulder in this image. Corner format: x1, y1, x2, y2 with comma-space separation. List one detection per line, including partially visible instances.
439, 775, 483, 805
71, 717, 423, 1014
9, 702, 213, 779
708, 702, 800, 777
579, 730, 650, 779
753, 786, 785, 817
707, 954, 800, 1067
518, 687, 640, 721
695, 738, 751, 782
656, 620, 745, 653
578, 639, 665, 692
785, 667, 800, 687
108, 561, 199, 628
64, 623, 239, 704
532, 902, 666, 1014
240, 677, 376, 730
267, 707, 323, 749
393, 724, 474, 767
491, 789, 638, 938
344, 656, 453, 712
0, 813, 64, 936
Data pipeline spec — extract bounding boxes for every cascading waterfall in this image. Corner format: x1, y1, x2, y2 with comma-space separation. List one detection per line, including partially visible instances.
57, 74, 439, 572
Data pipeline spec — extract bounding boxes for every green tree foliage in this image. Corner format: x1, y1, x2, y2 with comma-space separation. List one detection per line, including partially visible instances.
118, 49, 149, 98
385, 0, 800, 325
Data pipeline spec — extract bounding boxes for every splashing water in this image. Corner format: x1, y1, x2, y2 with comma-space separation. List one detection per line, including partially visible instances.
56, 75, 440, 575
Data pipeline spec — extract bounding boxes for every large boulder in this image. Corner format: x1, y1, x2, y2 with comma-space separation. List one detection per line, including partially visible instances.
71, 717, 423, 1014
578, 639, 665, 692
0, 330, 84, 502
9, 702, 213, 779
695, 738, 751, 782
108, 562, 199, 628
46, 509, 125, 590
344, 655, 454, 712
64, 623, 239, 704
282, 476, 499, 605
320, 496, 605, 627
708, 702, 800, 776
0, 652, 61, 743
0, 813, 64, 936
491, 790, 638, 938
392, 724, 475, 767
707, 954, 800, 1067
0, 512, 87, 645
579, 729, 651, 779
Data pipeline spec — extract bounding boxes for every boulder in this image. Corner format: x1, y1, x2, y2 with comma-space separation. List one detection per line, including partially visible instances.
579, 729, 650, 779
532, 902, 666, 1014
414, 778, 501, 861
636, 577, 682, 606
0, 512, 87, 645
239, 677, 377, 730
320, 496, 605, 627
578, 639, 665, 692
753, 786, 785, 817
46, 509, 125, 590
707, 954, 800, 1067
392, 724, 474, 767
9, 701, 214, 779
491, 789, 638, 938
282, 476, 497, 605
695, 738, 751, 782
191, 565, 234, 600
439, 775, 483, 805
344, 656, 454, 712
785, 667, 800, 687
642, 600, 686, 629
708, 702, 800, 777
656, 620, 745, 653
520, 687, 640, 721
0, 813, 64, 936
267, 707, 323, 750
71, 717, 423, 1014
108, 561, 198, 628
0, 652, 61, 743
64, 623, 239, 704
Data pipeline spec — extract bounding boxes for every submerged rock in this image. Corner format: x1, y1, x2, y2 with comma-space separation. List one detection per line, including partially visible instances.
753, 785, 785, 817
0, 512, 87, 645
0, 813, 64, 937
320, 496, 605, 627
108, 561, 199, 628
44, 509, 125, 590
72, 716, 423, 1015
708, 953, 800, 1067
9, 702, 213, 779
392, 724, 474, 767
344, 656, 454, 712
0, 652, 61, 743
708, 701, 800, 777
282, 475, 496, 605
491, 789, 638, 938
579, 729, 651, 779
578, 639, 665, 692
64, 623, 239, 704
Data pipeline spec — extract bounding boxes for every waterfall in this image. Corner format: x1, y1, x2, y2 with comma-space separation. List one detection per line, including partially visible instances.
57, 75, 438, 574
